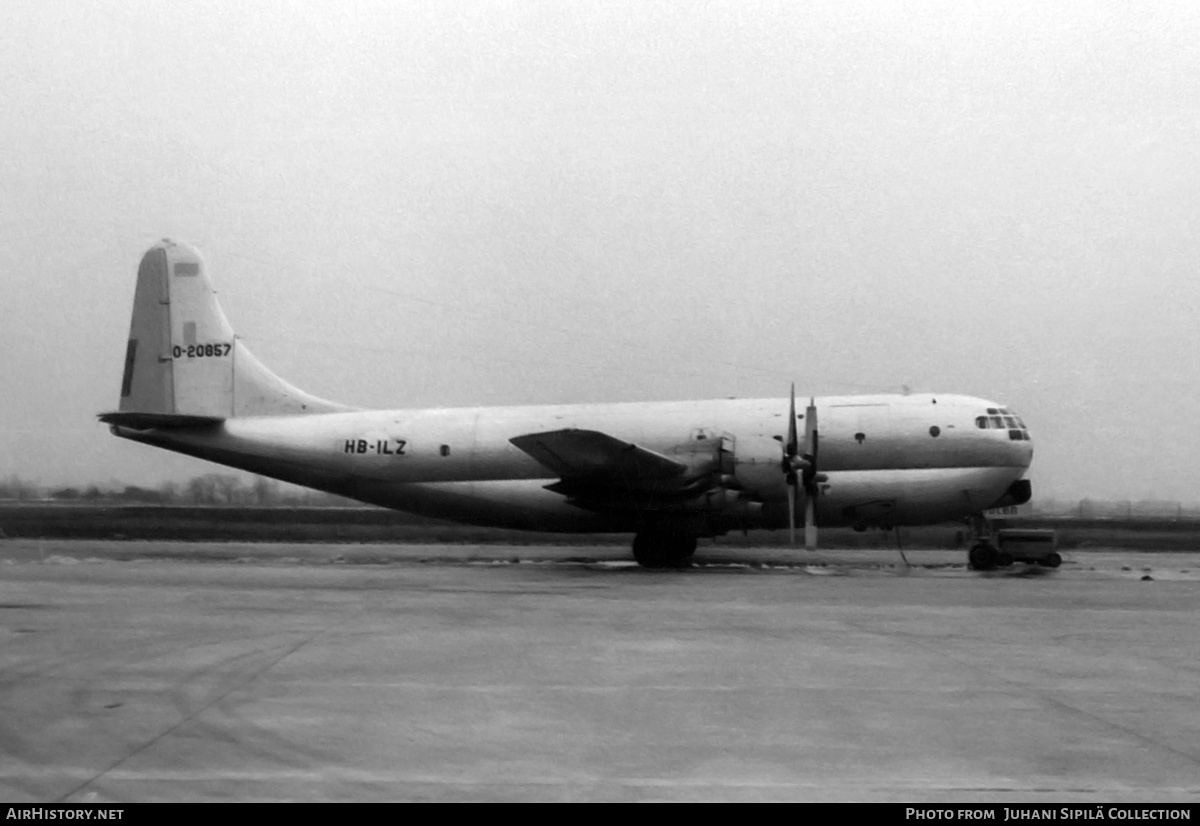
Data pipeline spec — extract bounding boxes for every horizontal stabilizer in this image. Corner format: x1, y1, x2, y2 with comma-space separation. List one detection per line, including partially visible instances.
98, 411, 224, 430
510, 429, 688, 482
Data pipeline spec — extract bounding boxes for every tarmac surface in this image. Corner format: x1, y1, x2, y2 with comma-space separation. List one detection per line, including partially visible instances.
1, 540, 1198, 802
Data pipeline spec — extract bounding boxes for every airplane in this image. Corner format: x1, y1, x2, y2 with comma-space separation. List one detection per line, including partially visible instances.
101, 240, 1036, 570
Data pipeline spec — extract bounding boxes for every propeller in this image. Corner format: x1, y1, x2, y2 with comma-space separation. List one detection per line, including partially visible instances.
782, 385, 821, 550
784, 385, 801, 546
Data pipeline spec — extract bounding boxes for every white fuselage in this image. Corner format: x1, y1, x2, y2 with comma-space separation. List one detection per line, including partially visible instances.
114, 392, 1033, 534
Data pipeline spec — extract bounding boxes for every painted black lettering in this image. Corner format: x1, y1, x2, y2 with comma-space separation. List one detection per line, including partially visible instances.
395, 439, 407, 455
382, 440, 393, 455
344, 440, 355, 453
173, 342, 232, 359
356, 439, 368, 454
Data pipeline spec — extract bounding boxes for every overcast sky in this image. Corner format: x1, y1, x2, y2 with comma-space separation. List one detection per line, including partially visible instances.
3, 0, 1199, 502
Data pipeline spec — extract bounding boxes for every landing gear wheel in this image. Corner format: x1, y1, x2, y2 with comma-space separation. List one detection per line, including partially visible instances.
1040, 552, 1062, 568
968, 543, 999, 571
632, 533, 697, 568
997, 551, 1014, 567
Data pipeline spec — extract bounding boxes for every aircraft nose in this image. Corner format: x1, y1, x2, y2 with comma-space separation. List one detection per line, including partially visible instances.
973, 400, 1033, 468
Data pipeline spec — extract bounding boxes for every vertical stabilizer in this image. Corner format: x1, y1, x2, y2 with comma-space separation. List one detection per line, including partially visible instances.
115, 240, 351, 419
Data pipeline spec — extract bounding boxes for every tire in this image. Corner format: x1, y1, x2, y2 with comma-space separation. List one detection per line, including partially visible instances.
632, 533, 696, 568
968, 543, 998, 571
1041, 552, 1062, 568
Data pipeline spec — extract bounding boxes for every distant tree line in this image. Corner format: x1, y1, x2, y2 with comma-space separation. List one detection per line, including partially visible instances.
1, 473, 354, 507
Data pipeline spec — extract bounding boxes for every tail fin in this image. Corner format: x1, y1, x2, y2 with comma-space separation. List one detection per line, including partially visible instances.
112, 239, 351, 420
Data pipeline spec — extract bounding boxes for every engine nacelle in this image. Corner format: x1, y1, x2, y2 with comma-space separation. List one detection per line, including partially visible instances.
725, 435, 789, 500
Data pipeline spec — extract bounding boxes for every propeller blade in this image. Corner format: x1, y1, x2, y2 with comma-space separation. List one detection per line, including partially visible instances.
805, 495, 817, 550
786, 384, 799, 459
785, 383, 799, 546
804, 396, 818, 459
787, 484, 796, 546
802, 397, 819, 551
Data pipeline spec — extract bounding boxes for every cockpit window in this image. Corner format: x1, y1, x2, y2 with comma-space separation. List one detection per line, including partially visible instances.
977, 410, 1031, 435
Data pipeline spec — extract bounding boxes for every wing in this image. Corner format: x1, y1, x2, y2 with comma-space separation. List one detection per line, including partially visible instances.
509, 429, 689, 484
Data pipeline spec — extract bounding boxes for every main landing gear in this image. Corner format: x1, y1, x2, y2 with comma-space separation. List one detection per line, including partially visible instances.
631, 532, 698, 568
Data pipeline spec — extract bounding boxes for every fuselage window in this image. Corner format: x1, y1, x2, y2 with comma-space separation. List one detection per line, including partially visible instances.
440, 444, 451, 457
